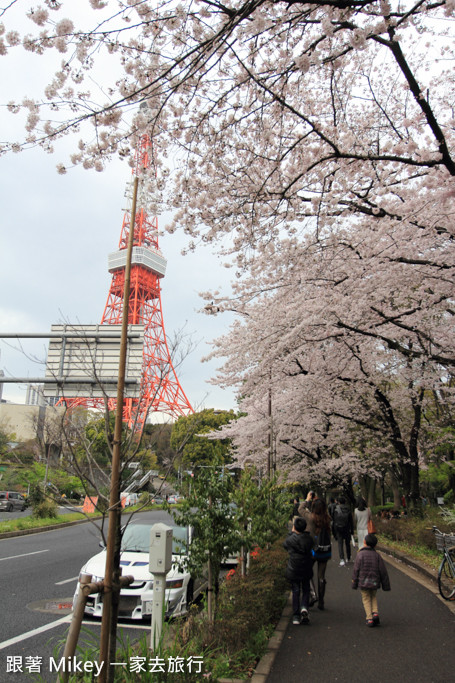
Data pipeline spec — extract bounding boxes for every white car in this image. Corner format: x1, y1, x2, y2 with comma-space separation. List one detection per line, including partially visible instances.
120, 492, 139, 507
73, 524, 207, 620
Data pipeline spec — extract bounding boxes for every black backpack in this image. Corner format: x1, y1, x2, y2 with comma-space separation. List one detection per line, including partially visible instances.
334, 505, 350, 530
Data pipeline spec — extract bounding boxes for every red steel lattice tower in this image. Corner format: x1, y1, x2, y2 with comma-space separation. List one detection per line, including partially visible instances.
67, 135, 193, 431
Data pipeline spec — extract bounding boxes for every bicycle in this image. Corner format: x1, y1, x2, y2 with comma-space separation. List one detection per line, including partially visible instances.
431, 526, 455, 600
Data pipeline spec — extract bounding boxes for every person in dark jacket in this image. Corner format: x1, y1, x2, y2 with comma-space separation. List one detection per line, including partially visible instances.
311, 498, 332, 610
332, 496, 354, 565
296, 499, 318, 605
328, 496, 337, 521
352, 533, 391, 627
283, 516, 314, 625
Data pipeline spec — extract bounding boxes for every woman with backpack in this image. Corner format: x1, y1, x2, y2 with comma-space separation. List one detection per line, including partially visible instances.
311, 498, 332, 610
333, 496, 354, 565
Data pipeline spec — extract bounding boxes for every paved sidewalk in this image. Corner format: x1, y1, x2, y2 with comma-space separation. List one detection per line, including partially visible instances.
259, 549, 455, 683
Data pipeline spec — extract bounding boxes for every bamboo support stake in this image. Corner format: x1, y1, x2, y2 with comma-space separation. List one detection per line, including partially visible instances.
98, 175, 139, 683
58, 574, 133, 683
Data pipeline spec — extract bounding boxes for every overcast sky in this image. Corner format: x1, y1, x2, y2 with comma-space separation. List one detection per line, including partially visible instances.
0, 12, 237, 416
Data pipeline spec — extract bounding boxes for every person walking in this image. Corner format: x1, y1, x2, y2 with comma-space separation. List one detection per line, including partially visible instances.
328, 496, 337, 521
310, 498, 332, 610
352, 534, 391, 626
354, 496, 371, 551
283, 516, 314, 625
290, 497, 300, 519
332, 496, 354, 565
297, 496, 318, 603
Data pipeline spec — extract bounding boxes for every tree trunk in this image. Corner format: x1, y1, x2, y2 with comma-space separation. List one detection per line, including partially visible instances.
357, 475, 368, 503
207, 558, 213, 626
406, 388, 424, 513
344, 480, 356, 507
366, 478, 377, 508
357, 475, 376, 507
390, 472, 402, 509
107, 515, 122, 683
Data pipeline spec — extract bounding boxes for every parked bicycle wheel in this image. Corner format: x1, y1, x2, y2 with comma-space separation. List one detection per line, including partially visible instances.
438, 549, 455, 600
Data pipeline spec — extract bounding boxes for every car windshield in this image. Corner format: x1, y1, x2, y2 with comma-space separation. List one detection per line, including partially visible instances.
121, 525, 189, 554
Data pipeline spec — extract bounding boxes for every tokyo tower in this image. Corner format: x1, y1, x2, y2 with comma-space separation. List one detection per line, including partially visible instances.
65, 135, 193, 431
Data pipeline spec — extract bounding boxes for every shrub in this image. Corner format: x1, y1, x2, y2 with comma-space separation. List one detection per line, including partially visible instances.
28, 483, 45, 507
213, 543, 288, 651
443, 490, 454, 505
32, 500, 58, 519
374, 507, 454, 553
173, 539, 288, 679
139, 492, 151, 506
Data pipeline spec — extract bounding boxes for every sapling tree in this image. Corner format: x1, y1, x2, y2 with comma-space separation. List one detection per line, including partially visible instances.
0, 322, 195, 680
169, 465, 240, 625
230, 467, 289, 573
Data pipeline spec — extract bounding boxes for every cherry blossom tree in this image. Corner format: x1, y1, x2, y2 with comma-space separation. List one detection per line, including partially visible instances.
204, 222, 454, 506
2, 2, 455, 200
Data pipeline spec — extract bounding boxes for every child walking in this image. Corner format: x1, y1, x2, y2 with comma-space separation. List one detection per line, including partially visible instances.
283, 516, 314, 625
351, 533, 391, 626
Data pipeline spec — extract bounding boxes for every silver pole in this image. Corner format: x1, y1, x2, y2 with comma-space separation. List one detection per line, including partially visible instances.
150, 573, 167, 650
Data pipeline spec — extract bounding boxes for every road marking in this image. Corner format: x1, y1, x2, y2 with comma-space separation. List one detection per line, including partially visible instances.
0, 615, 71, 650
0, 549, 49, 562
55, 576, 78, 586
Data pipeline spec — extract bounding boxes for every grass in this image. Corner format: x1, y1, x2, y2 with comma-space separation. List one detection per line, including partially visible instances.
0, 500, 170, 535
374, 506, 454, 572
378, 536, 441, 571
0, 510, 103, 534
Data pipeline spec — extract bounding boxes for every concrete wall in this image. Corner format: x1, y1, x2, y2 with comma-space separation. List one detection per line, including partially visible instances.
0, 404, 46, 442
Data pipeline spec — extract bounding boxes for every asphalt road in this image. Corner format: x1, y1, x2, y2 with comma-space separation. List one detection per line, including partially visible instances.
266, 551, 455, 683
0, 510, 175, 683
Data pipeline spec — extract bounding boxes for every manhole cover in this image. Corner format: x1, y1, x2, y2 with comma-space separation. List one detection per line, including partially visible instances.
27, 598, 73, 615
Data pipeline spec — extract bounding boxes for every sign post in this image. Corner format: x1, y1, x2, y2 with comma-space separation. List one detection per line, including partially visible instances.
149, 523, 173, 650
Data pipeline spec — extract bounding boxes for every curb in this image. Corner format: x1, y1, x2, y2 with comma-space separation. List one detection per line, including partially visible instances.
217, 597, 292, 683
250, 596, 293, 683
377, 543, 438, 585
